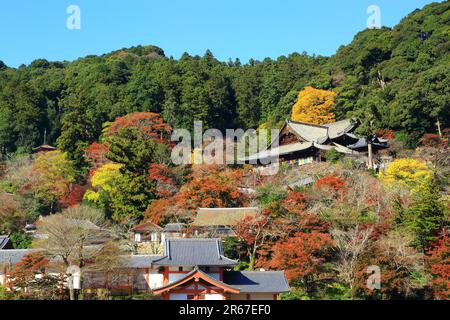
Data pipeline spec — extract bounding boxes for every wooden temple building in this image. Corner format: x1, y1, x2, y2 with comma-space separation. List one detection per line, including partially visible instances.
243, 119, 389, 171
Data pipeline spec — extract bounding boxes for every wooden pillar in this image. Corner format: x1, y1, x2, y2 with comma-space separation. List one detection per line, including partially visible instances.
368, 142, 373, 170
246, 294, 251, 300
273, 294, 278, 300
163, 267, 169, 285
2, 266, 7, 287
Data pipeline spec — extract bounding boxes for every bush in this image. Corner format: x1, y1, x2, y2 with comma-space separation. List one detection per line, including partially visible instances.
280, 287, 311, 300
9, 231, 32, 249
325, 149, 344, 163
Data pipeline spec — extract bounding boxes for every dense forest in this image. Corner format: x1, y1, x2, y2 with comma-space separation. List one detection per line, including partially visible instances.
0, 1, 448, 164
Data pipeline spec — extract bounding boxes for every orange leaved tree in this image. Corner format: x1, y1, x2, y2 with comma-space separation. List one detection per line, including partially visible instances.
267, 231, 333, 291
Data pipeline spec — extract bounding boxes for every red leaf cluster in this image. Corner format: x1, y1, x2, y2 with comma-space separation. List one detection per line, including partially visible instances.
60, 184, 87, 208
267, 231, 333, 282
426, 233, 450, 300
106, 112, 172, 144
85, 142, 109, 167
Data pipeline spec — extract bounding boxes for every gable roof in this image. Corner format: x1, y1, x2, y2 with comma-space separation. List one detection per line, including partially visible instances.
287, 121, 329, 144
152, 238, 237, 266
192, 207, 259, 227
322, 119, 355, 139
223, 271, 290, 293
153, 267, 240, 295
243, 119, 362, 162
163, 223, 186, 232
132, 221, 163, 233
0, 236, 13, 249
268, 119, 356, 149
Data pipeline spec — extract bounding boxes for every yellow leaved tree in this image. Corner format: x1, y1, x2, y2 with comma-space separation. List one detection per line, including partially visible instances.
84, 163, 123, 202
291, 86, 336, 125
380, 158, 433, 192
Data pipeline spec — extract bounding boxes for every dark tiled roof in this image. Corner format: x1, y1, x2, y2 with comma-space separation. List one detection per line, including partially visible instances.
223, 271, 290, 293
122, 255, 165, 268
153, 238, 237, 266
0, 249, 34, 266
163, 223, 186, 232
0, 235, 13, 249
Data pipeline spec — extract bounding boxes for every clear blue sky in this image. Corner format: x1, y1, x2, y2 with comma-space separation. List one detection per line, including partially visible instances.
0, 0, 437, 67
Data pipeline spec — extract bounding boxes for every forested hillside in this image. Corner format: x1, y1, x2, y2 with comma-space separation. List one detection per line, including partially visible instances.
0, 1, 448, 161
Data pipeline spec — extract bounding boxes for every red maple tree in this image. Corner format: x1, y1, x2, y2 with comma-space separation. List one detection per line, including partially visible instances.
426, 233, 450, 300
267, 231, 333, 284
106, 112, 172, 143
235, 211, 270, 270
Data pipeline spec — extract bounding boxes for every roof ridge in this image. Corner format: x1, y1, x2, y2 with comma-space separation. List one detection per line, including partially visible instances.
198, 207, 259, 210
287, 119, 328, 129
167, 238, 221, 241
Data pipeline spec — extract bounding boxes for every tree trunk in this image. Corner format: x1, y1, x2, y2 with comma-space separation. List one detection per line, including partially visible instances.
69, 287, 75, 300
437, 119, 442, 137
368, 142, 373, 170
248, 247, 257, 271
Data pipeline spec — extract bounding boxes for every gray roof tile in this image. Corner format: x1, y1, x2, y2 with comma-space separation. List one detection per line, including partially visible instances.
153, 238, 237, 266
122, 255, 165, 268
223, 271, 290, 293
163, 223, 186, 232
0, 249, 34, 266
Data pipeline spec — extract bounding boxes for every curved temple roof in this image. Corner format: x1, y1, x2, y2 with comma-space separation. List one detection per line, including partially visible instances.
242, 118, 390, 162
152, 267, 241, 295
152, 238, 238, 266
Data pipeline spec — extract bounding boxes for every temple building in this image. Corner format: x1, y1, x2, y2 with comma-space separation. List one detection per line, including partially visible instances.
0, 238, 290, 300
149, 238, 290, 300
243, 119, 389, 171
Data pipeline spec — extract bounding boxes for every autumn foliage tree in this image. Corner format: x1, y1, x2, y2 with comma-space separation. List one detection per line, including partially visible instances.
291, 86, 336, 124
30, 150, 77, 213
85, 142, 109, 169
8, 252, 60, 300
267, 231, 333, 292
426, 233, 450, 300
380, 158, 433, 191
0, 191, 26, 234
105, 112, 172, 143
176, 167, 246, 210
235, 212, 270, 270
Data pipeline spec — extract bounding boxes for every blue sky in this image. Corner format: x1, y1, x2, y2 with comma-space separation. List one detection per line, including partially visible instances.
0, 0, 437, 67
